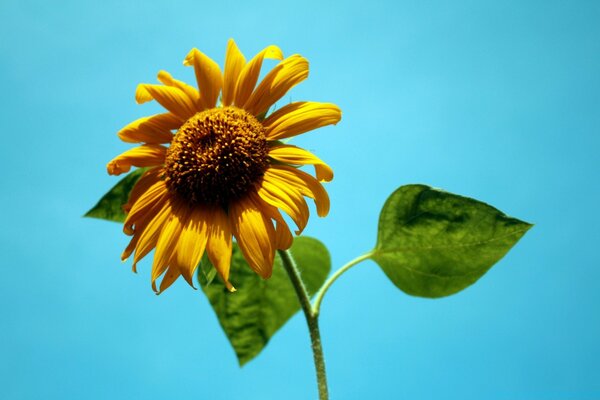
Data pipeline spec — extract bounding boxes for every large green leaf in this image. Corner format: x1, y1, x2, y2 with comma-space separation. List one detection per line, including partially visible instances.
371, 184, 532, 298
200, 236, 330, 366
84, 169, 145, 223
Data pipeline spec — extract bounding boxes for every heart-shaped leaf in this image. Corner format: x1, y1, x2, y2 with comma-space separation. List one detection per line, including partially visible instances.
200, 236, 330, 366
371, 184, 532, 298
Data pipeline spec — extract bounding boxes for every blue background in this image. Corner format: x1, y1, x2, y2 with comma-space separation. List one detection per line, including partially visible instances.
2, 0, 599, 398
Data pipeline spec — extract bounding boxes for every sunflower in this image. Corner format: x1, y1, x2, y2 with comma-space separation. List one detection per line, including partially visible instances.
106, 39, 341, 293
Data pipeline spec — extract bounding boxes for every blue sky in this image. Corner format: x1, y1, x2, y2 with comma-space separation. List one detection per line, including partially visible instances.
1, 0, 599, 398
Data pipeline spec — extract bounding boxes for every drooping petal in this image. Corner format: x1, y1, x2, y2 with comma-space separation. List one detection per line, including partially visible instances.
244, 55, 309, 116
107, 144, 167, 175
157, 70, 201, 106
132, 197, 174, 270
265, 165, 330, 217
123, 179, 168, 234
122, 234, 141, 266
229, 193, 276, 279
122, 192, 168, 274
205, 206, 234, 291
123, 167, 162, 213
118, 113, 180, 144
122, 186, 168, 267
274, 214, 294, 250
252, 194, 294, 250
263, 101, 341, 140
135, 84, 197, 120
157, 267, 181, 294
268, 145, 333, 182
222, 39, 246, 107
256, 175, 309, 234
150, 201, 188, 290
233, 45, 283, 107
183, 48, 223, 110
174, 206, 209, 286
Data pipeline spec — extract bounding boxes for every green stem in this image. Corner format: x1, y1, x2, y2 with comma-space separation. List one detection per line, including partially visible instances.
278, 249, 329, 400
312, 251, 373, 316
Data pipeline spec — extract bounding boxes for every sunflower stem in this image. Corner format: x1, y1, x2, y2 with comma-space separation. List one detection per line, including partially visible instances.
278, 249, 329, 400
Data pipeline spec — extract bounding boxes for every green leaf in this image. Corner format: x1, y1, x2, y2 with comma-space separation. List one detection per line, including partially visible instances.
199, 236, 330, 366
371, 184, 532, 298
84, 169, 145, 223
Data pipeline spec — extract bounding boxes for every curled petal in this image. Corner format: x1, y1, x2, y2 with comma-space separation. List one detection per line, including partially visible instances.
263, 101, 341, 140
118, 113, 180, 144
233, 45, 283, 107
257, 175, 309, 234
122, 233, 141, 267
183, 48, 223, 110
123, 179, 168, 234
135, 84, 197, 120
244, 55, 309, 116
269, 145, 333, 182
132, 198, 173, 270
274, 215, 294, 250
123, 167, 162, 215
121, 182, 168, 265
107, 144, 166, 175
253, 195, 294, 250
122, 196, 167, 266
265, 165, 330, 217
151, 201, 188, 291
157, 267, 181, 294
157, 70, 201, 106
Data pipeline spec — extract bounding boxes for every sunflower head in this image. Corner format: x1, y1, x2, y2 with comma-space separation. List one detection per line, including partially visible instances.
164, 106, 269, 206
107, 39, 341, 293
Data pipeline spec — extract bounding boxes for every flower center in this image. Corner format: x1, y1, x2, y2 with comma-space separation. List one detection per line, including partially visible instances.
164, 106, 269, 206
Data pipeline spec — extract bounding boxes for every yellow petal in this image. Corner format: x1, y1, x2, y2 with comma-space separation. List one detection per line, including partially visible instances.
252, 195, 294, 250
269, 145, 333, 182
132, 197, 173, 270
122, 234, 141, 267
123, 179, 168, 234
151, 201, 188, 288
122, 183, 168, 265
135, 84, 197, 120
274, 215, 293, 250
263, 101, 342, 141
230, 193, 276, 279
257, 175, 309, 234
244, 55, 309, 116
222, 39, 246, 107
175, 206, 209, 285
123, 167, 162, 214
118, 113, 180, 144
106, 144, 166, 175
266, 165, 330, 217
233, 45, 283, 107
205, 206, 234, 290
157, 267, 181, 294
183, 48, 223, 110
157, 70, 200, 106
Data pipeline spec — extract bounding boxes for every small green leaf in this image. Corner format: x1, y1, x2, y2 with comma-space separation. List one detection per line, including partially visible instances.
371, 184, 532, 298
199, 236, 330, 366
84, 169, 145, 223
